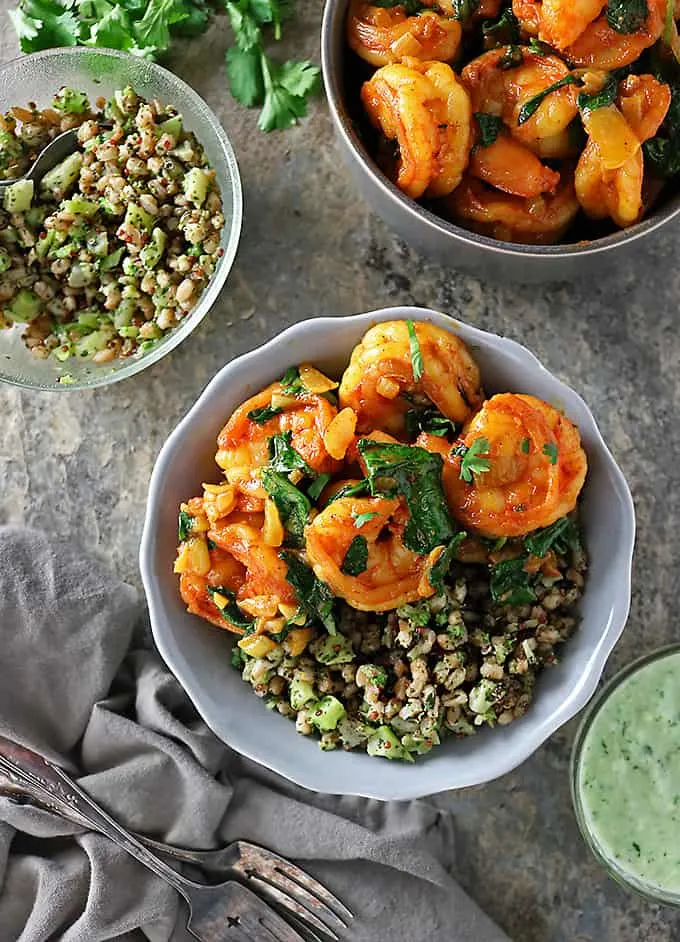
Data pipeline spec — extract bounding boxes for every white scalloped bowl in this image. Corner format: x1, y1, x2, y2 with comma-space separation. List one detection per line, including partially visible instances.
140, 307, 635, 799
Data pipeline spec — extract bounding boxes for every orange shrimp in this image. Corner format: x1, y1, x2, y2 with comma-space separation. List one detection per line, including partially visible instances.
617, 73, 672, 141
441, 393, 587, 538
305, 496, 443, 611
565, 0, 666, 69
347, 0, 462, 67
361, 58, 472, 199
339, 320, 483, 435
469, 130, 561, 196
444, 173, 580, 244
540, 0, 605, 49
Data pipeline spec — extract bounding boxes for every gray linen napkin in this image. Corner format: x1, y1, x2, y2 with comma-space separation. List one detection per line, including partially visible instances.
0, 525, 511, 942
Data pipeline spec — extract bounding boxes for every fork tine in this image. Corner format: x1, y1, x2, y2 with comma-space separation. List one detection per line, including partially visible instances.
236, 842, 353, 923
239, 862, 348, 934
244, 872, 339, 940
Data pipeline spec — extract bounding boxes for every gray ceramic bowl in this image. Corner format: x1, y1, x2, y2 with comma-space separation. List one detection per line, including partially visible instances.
140, 306, 636, 799
321, 0, 680, 282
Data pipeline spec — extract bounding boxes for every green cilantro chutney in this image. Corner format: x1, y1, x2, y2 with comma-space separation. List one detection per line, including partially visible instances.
575, 650, 680, 898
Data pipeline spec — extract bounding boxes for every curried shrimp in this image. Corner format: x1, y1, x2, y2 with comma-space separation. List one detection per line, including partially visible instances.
461, 48, 580, 161
305, 496, 444, 611
339, 320, 484, 435
216, 377, 341, 507
564, 0, 666, 69
443, 393, 587, 538
347, 0, 462, 67
575, 74, 670, 226
444, 173, 579, 243
469, 130, 561, 197
361, 58, 472, 199
540, 0, 604, 49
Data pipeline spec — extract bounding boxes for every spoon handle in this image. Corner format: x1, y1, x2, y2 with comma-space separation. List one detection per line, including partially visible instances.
0, 734, 193, 898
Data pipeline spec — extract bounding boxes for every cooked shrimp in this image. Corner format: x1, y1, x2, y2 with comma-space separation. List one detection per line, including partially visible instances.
305, 496, 443, 611
208, 518, 297, 608
179, 543, 251, 632
461, 48, 580, 158
338, 320, 484, 435
512, 0, 541, 35
347, 0, 462, 67
469, 130, 561, 197
575, 75, 670, 227
564, 0, 665, 69
361, 58, 472, 199
444, 173, 579, 244
216, 380, 341, 506
540, 0, 604, 49
442, 393, 587, 538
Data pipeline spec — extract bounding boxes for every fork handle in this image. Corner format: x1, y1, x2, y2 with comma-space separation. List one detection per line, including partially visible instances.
0, 735, 194, 899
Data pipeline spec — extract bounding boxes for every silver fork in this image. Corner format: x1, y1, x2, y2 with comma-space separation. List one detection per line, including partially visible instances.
0, 735, 309, 942
0, 736, 351, 940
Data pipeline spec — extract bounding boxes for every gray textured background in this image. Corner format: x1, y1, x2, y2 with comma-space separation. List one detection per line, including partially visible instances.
1, 4, 679, 940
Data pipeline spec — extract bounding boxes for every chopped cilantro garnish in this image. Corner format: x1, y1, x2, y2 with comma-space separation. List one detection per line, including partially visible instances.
354, 511, 379, 528
457, 437, 492, 483
405, 406, 458, 440
178, 510, 193, 542
341, 535, 369, 575
475, 112, 504, 147
543, 442, 559, 465
520, 437, 530, 454
407, 320, 424, 382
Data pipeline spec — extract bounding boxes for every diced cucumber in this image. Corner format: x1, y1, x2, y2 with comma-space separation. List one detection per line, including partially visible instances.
308, 696, 346, 732
171, 140, 195, 163
40, 152, 83, 200
118, 325, 139, 339
0, 249, 11, 273
401, 731, 439, 756
122, 256, 142, 277
67, 262, 97, 288
289, 678, 316, 711
366, 726, 410, 761
25, 206, 47, 229
124, 202, 154, 232
0, 129, 22, 172
53, 345, 72, 362
183, 167, 211, 207
158, 115, 182, 139
86, 229, 108, 257
62, 196, 99, 217
104, 98, 125, 123
140, 227, 167, 269
35, 231, 55, 259
52, 87, 90, 114
77, 310, 104, 330
99, 197, 121, 217
73, 325, 115, 358
100, 246, 124, 271
5, 288, 42, 323
310, 633, 354, 666
112, 299, 136, 329
114, 86, 138, 116
3, 179, 34, 214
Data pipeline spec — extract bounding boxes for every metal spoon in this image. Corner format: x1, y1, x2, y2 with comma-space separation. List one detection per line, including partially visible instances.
0, 127, 87, 193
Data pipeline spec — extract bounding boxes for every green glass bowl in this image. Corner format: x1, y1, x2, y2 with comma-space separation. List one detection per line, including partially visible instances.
570, 644, 680, 906
0, 47, 242, 390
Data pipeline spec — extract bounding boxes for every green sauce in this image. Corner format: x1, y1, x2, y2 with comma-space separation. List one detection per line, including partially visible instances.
577, 651, 680, 895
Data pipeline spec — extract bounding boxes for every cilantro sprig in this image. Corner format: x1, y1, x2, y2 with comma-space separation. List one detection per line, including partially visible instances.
456, 437, 492, 483
9, 0, 319, 132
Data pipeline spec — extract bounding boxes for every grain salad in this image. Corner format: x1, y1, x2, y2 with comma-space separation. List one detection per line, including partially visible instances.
0, 86, 224, 363
173, 319, 589, 761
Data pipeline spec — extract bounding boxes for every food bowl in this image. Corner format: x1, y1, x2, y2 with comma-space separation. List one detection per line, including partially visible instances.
140, 306, 635, 799
0, 47, 242, 390
320, 0, 680, 282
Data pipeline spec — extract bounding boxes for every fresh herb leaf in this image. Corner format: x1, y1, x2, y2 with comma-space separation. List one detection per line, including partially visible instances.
542, 442, 559, 464
524, 516, 581, 558
407, 320, 424, 382
427, 531, 467, 592
517, 75, 580, 125
260, 469, 311, 546
606, 0, 647, 33
341, 535, 369, 575
230, 645, 246, 669
475, 112, 504, 147
405, 406, 458, 440
178, 510, 193, 542
207, 586, 255, 631
259, 56, 320, 132
457, 437, 492, 483
9, 0, 81, 52
528, 36, 551, 54
248, 404, 283, 425
134, 0, 186, 51
207, 538, 217, 550
357, 439, 455, 554
482, 8, 519, 46
280, 551, 336, 634
279, 365, 304, 395
489, 558, 537, 606
372, 0, 425, 12
327, 479, 370, 504
307, 472, 331, 502
268, 430, 314, 477
226, 44, 265, 108
520, 437, 530, 454
577, 73, 618, 113
498, 44, 523, 69
452, 0, 479, 22
354, 511, 379, 528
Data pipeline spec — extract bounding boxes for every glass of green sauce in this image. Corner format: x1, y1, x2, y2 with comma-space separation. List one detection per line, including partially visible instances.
571, 645, 680, 904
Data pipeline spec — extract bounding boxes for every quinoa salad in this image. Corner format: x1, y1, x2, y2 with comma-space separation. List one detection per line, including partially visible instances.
173, 319, 589, 761
0, 86, 225, 364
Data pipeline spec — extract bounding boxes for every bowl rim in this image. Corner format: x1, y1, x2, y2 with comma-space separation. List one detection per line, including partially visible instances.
0, 46, 243, 392
320, 0, 680, 260
140, 306, 636, 798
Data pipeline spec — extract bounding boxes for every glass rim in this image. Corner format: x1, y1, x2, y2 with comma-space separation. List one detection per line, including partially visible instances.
570, 643, 680, 907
